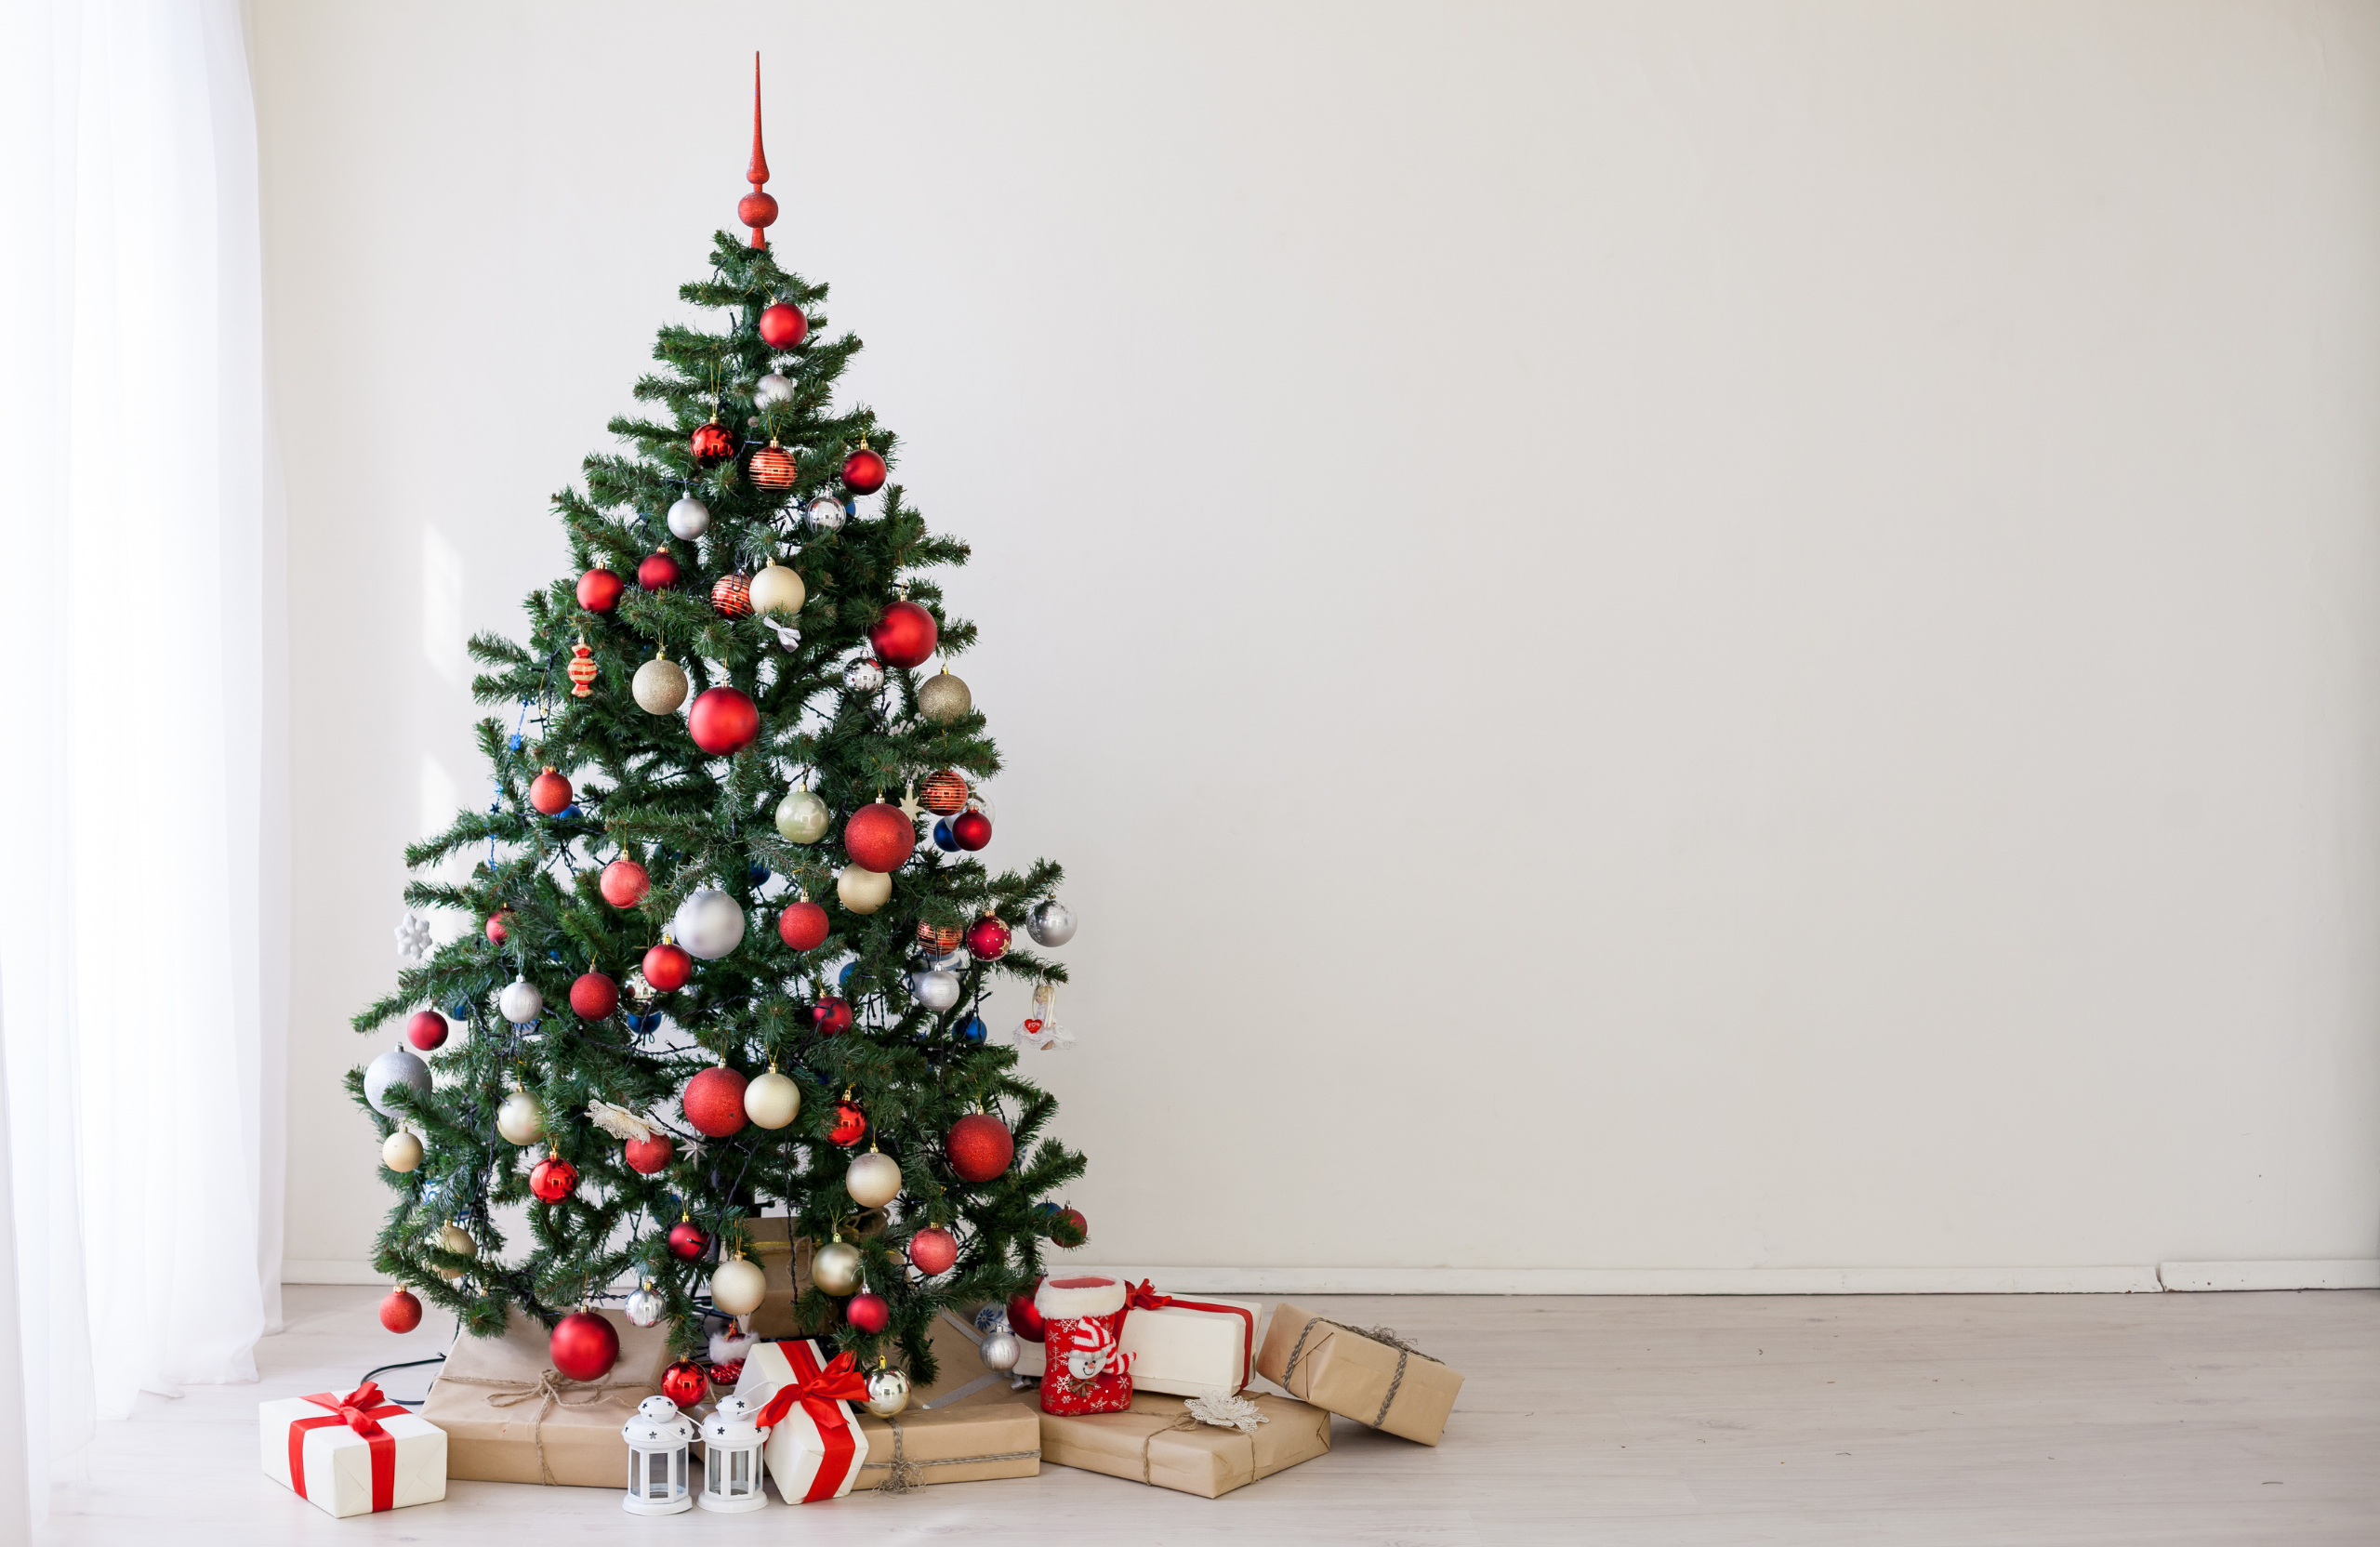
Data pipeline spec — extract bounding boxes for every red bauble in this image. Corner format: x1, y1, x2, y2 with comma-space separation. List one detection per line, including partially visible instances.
964, 916, 1012, 961
759, 302, 808, 350
667, 1219, 710, 1260
920, 770, 969, 815
637, 549, 681, 590
811, 995, 853, 1037
1007, 1280, 1046, 1342
529, 767, 573, 816
576, 567, 624, 613
829, 1098, 867, 1146
1052, 1207, 1090, 1247
951, 808, 993, 852
688, 686, 760, 756
778, 900, 829, 951
550, 1310, 621, 1382
918, 921, 962, 956
484, 911, 510, 944
842, 444, 888, 495
600, 858, 651, 908
749, 442, 797, 489
946, 1114, 1015, 1183
405, 1010, 449, 1051
529, 1156, 579, 1202
843, 801, 917, 873
690, 420, 734, 468
906, 1226, 958, 1276
643, 942, 693, 991
661, 1358, 707, 1407
683, 1066, 750, 1137
868, 600, 938, 669
738, 190, 779, 235
568, 972, 618, 1020
625, 1134, 675, 1174
711, 574, 753, 618
845, 1292, 891, 1334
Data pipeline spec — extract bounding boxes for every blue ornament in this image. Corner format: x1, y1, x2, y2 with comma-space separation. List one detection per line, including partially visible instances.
508, 734, 523, 751
748, 863, 771, 884
932, 818, 959, 852
839, 961, 858, 990
559, 804, 581, 820
1034, 1202, 1060, 1219
959, 1013, 987, 1044
450, 1001, 472, 1020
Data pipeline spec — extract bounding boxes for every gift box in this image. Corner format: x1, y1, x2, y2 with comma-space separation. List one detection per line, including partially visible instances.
1011, 1284, 1259, 1398
1038, 1390, 1329, 1499
418, 1304, 675, 1487
852, 1399, 1040, 1491
260, 1381, 447, 1517
738, 1215, 816, 1339
1253, 1302, 1461, 1446
734, 1337, 870, 1502
906, 1307, 1025, 1410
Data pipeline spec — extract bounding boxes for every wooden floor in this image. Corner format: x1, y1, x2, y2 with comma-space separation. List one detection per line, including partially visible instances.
40, 1285, 2380, 1545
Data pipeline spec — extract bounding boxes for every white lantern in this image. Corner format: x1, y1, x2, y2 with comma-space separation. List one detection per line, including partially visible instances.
698, 1392, 770, 1513
622, 1395, 697, 1514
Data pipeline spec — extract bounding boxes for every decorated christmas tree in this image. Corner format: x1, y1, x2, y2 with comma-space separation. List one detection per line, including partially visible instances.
350, 61, 1083, 1395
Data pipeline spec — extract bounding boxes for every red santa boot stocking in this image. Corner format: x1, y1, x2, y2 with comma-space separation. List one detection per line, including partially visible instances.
1036, 1275, 1135, 1415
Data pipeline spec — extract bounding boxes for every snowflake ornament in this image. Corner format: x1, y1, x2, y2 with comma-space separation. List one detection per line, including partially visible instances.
1184, 1392, 1267, 1434
394, 911, 432, 963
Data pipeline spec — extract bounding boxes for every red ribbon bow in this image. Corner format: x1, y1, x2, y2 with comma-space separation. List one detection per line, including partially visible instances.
751, 1342, 872, 1502
1125, 1279, 1256, 1393
286, 1381, 408, 1512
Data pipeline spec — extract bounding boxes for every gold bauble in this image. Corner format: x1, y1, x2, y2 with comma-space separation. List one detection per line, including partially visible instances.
744, 1066, 802, 1130
775, 786, 830, 843
837, 865, 892, 915
845, 1150, 903, 1209
864, 1368, 911, 1418
435, 1223, 476, 1280
709, 1255, 767, 1316
381, 1130, 423, 1173
747, 561, 807, 618
916, 669, 972, 724
496, 1089, 545, 1145
812, 1239, 863, 1296
632, 654, 690, 715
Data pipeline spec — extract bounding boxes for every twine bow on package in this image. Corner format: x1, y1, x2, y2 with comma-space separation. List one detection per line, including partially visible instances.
1253, 1301, 1463, 1446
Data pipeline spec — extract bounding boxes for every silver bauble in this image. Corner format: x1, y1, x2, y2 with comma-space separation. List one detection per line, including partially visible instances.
1025, 899, 1078, 947
496, 1089, 545, 1145
380, 1130, 423, 1173
667, 495, 711, 539
864, 1368, 911, 1418
753, 372, 795, 409
917, 670, 972, 724
498, 976, 544, 1025
845, 1150, 903, 1209
806, 495, 846, 532
843, 656, 885, 694
364, 1046, 432, 1116
625, 1285, 667, 1328
632, 654, 690, 715
747, 561, 806, 617
911, 968, 961, 1012
812, 1240, 864, 1296
775, 786, 830, 843
977, 1330, 1021, 1373
671, 887, 747, 960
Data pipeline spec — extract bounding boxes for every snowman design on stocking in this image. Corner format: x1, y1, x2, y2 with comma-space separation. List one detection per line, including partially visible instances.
1036, 1275, 1136, 1415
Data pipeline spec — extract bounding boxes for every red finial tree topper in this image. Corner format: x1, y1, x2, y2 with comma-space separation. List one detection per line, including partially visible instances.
739, 52, 777, 249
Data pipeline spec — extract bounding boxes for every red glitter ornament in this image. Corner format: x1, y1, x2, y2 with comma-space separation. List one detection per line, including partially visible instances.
843, 800, 916, 873
601, 858, 651, 908
749, 438, 797, 488
759, 303, 807, 350
643, 942, 693, 991
964, 915, 1012, 961
626, 1134, 675, 1174
638, 549, 680, 590
739, 53, 776, 250
951, 807, 992, 851
811, 995, 853, 1037
529, 767, 572, 816
379, 1287, 423, 1333
842, 442, 887, 494
568, 972, 618, 1020
711, 574, 753, 618
667, 1219, 710, 1260
1006, 1280, 1046, 1342
485, 911, 511, 945
529, 1156, 579, 1203
778, 899, 829, 951
682, 1066, 749, 1137
946, 1113, 1014, 1183
906, 1226, 958, 1276
691, 419, 734, 468
405, 1010, 448, 1051
688, 686, 760, 756
567, 641, 598, 698
868, 599, 938, 669
576, 568, 623, 613
829, 1097, 867, 1147
549, 1310, 620, 1382
845, 1293, 890, 1333
662, 1358, 707, 1407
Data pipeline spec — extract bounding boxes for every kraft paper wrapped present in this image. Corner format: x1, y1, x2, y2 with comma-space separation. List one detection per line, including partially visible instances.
1011, 1285, 1261, 1398
852, 1399, 1041, 1491
906, 1307, 1028, 1410
260, 1381, 447, 1517
1039, 1390, 1329, 1498
739, 1215, 816, 1339
735, 1338, 871, 1502
418, 1304, 674, 1487
1253, 1302, 1461, 1446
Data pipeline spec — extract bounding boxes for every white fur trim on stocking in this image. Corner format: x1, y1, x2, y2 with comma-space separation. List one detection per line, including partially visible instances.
1035, 1275, 1126, 1320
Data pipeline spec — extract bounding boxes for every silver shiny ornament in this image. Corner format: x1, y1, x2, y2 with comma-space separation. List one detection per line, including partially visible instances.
805, 495, 846, 532
843, 656, 885, 694
625, 1283, 667, 1328
1025, 899, 1078, 947
667, 495, 711, 539
977, 1329, 1021, 1373
812, 1239, 864, 1296
916, 669, 972, 724
632, 654, 690, 715
671, 887, 747, 960
364, 1046, 431, 1116
752, 372, 795, 410
498, 976, 544, 1024
864, 1368, 911, 1418
775, 785, 831, 843
911, 968, 961, 1012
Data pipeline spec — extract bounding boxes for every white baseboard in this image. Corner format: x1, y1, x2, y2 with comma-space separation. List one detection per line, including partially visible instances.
2158, 1259, 2380, 1291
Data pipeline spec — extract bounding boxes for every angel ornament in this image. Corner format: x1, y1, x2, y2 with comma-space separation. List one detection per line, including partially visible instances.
1012, 983, 1074, 1052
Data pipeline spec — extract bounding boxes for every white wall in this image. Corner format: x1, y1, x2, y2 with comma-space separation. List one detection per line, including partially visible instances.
255, 1, 2380, 1286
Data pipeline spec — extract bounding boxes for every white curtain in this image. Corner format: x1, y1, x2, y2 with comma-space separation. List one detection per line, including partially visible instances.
0, 0, 283, 1524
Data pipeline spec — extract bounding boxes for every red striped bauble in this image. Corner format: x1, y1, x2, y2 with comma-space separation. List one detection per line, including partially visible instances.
920, 770, 969, 815
749, 440, 797, 489
712, 574, 753, 618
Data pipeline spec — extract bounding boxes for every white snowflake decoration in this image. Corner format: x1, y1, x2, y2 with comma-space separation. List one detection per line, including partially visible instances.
394, 911, 432, 963
1184, 1393, 1267, 1434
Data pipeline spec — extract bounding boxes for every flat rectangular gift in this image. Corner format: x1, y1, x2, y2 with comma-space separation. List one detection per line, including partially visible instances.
1253, 1302, 1461, 1446
261, 1382, 447, 1517
735, 1337, 870, 1502
419, 1304, 675, 1487
851, 1399, 1040, 1491
739, 1215, 816, 1339
1038, 1390, 1329, 1499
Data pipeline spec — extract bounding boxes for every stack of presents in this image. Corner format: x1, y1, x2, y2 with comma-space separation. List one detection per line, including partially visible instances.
261, 1225, 1464, 1517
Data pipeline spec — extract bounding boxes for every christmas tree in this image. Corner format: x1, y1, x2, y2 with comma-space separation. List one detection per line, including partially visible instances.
350, 63, 1082, 1391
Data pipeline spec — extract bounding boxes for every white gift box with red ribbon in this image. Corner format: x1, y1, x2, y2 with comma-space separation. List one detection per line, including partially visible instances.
1013, 1282, 1261, 1398
734, 1337, 871, 1502
259, 1382, 447, 1517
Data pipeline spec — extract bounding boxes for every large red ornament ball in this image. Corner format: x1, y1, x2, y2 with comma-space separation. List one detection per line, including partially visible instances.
778, 900, 829, 952
643, 942, 692, 991
947, 1114, 1015, 1183
843, 801, 916, 873
379, 1287, 423, 1333
637, 549, 680, 591
951, 808, 992, 852
484, 911, 510, 945
711, 574, 753, 618
829, 1098, 867, 1147
625, 1134, 675, 1174
920, 771, 969, 815
811, 995, 853, 1037
550, 1310, 621, 1382
964, 916, 1012, 961
906, 1227, 958, 1276
688, 686, 760, 756
683, 1066, 750, 1137
841, 444, 887, 494
568, 972, 618, 1020
1007, 1280, 1046, 1342
1051, 1207, 1090, 1248
868, 600, 938, 669
576, 567, 624, 613
529, 767, 573, 816
845, 1292, 891, 1334
600, 858, 651, 908
529, 1156, 579, 1203
667, 1219, 710, 1260
690, 421, 734, 468
661, 1358, 707, 1407
758, 302, 808, 350
405, 1010, 449, 1051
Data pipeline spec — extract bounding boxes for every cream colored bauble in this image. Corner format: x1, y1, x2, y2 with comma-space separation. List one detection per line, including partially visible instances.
381, 1130, 423, 1173
744, 1066, 801, 1130
845, 1150, 903, 1209
632, 653, 690, 715
496, 1089, 545, 1145
776, 786, 830, 843
671, 887, 747, 960
435, 1223, 476, 1280
497, 976, 544, 1025
747, 561, 806, 618
708, 1255, 767, 1317
837, 865, 892, 915
812, 1239, 864, 1296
